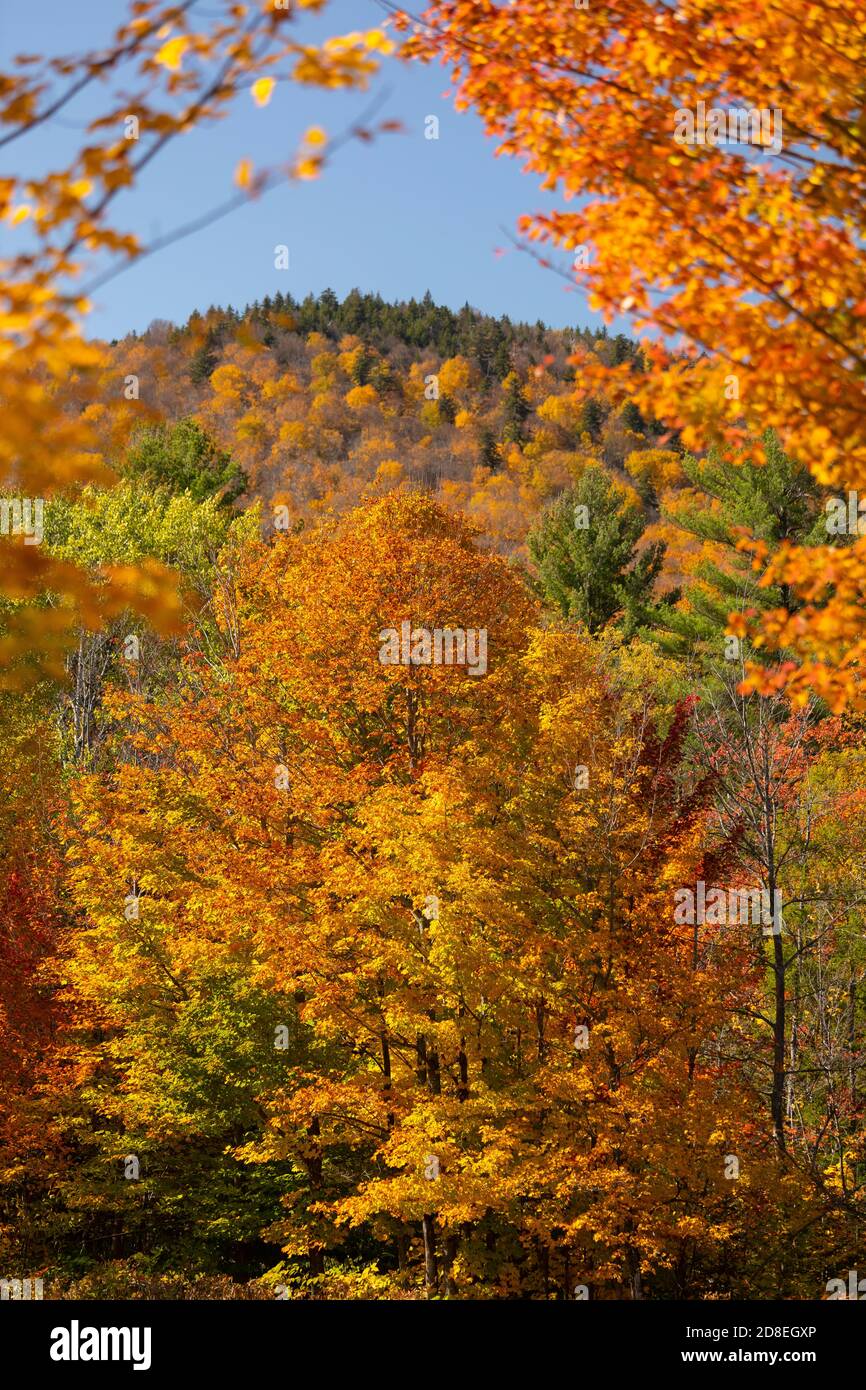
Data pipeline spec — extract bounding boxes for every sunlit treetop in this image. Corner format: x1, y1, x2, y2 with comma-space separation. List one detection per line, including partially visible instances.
399, 0, 866, 708
0, 0, 395, 686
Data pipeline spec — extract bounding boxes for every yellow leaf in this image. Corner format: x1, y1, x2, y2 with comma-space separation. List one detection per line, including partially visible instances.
234, 158, 254, 190
155, 36, 190, 72
304, 125, 327, 148
364, 29, 395, 54
251, 77, 276, 107
295, 157, 321, 181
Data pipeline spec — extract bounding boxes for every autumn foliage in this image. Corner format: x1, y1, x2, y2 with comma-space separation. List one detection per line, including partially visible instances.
0, 490, 859, 1298
4, 0, 866, 1304
403, 0, 866, 710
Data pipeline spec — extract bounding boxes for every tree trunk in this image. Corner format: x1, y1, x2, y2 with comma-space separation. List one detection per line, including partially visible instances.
306, 1116, 325, 1277
768, 861, 787, 1154
443, 1233, 458, 1298
422, 1214, 439, 1298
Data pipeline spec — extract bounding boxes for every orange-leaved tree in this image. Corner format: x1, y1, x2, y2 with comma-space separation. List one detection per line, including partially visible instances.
62, 493, 822, 1296
399, 0, 866, 710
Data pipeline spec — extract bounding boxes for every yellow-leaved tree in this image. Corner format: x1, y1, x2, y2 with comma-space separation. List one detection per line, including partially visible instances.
0, 0, 394, 685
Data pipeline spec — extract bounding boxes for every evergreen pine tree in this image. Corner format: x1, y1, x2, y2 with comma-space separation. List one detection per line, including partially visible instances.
580, 397, 605, 441
479, 426, 501, 471
650, 430, 827, 661
493, 338, 512, 380
528, 466, 668, 634
349, 344, 375, 386
189, 331, 219, 386
620, 400, 645, 434
439, 392, 457, 425
318, 287, 340, 332
502, 372, 531, 444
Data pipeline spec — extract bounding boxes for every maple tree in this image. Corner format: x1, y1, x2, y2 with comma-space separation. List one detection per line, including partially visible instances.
0, 691, 68, 1276
37, 493, 852, 1298
400, 0, 866, 709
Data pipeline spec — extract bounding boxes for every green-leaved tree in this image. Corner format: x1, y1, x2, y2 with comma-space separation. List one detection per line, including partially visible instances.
528, 465, 669, 634
652, 431, 827, 662
124, 419, 246, 506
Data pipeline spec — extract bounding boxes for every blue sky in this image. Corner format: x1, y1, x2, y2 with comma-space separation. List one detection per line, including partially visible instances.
1, 0, 603, 341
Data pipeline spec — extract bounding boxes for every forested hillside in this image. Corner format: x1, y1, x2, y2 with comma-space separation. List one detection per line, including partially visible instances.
71, 289, 676, 558
2, 287, 864, 1302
